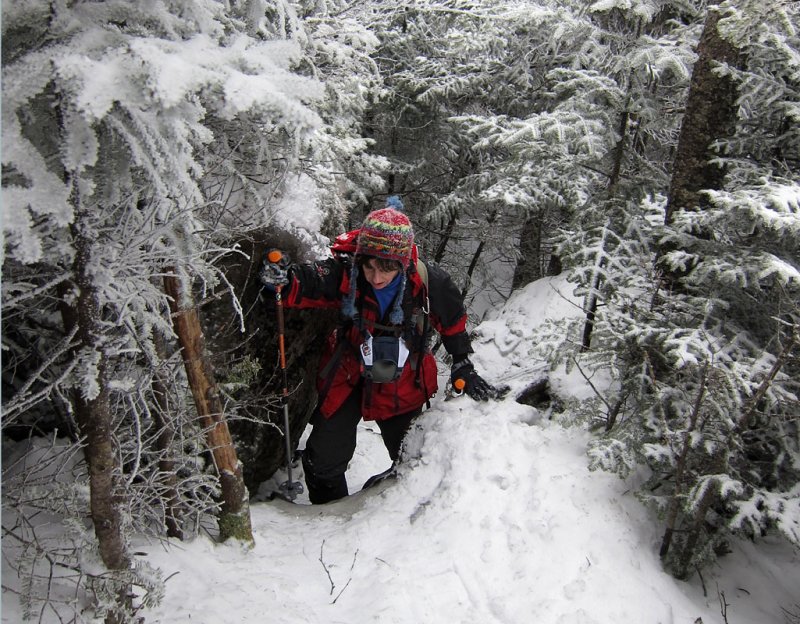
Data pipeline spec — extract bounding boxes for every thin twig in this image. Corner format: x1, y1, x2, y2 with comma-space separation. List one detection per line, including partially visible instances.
331, 549, 359, 605
570, 356, 612, 412
331, 579, 352, 604
716, 583, 730, 624
319, 540, 335, 595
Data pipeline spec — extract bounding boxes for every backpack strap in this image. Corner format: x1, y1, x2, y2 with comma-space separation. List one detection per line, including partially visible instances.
411, 259, 430, 337
415, 258, 428, 289
411, 259, 432, 408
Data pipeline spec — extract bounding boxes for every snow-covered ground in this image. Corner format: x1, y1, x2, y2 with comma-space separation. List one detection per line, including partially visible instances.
3, 276, 799, 623
139, 411, 797, 624
139, 276, 800, 624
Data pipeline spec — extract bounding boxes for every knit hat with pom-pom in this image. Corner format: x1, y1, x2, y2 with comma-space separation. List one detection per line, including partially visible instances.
355, 200, 414, 269
342, 196, 414, 324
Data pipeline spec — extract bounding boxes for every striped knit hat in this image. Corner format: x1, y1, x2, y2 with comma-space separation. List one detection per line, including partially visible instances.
342, 197, 414, 324
355, 203, 414, 268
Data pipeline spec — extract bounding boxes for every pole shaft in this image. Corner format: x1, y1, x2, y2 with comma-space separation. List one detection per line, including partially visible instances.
275, 284, 297, 493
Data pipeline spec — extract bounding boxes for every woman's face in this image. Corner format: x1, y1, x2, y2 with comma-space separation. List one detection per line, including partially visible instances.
361, 257, 401, 290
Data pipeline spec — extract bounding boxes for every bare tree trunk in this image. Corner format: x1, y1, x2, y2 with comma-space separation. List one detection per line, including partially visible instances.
163, 269, 254, 544
433, 212, 457, 263
606, 101, 631, 196
580, 255, 606, 353
654, 7, 742, 580
580, 100, 631, 351
673, 477, 719, 580
605, 388, 625, 432
461, 210, 497, 299
664, 7, 741, 225
512, 214, 542, 290
462, 239, 486, 299
59, 185, 131, 623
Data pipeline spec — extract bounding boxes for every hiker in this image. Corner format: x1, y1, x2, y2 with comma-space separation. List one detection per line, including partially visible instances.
260, 196, 499, 504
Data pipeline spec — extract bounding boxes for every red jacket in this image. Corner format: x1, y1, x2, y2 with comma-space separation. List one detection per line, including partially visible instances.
283, 239, 471, 421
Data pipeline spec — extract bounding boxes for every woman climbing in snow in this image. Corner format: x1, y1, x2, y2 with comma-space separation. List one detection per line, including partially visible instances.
260, 196, 498, 504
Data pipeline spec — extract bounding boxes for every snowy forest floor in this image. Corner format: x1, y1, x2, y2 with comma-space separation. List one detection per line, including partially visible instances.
140, 276, 800, 624
3, 277, 799, 624
135, 405, 798, 624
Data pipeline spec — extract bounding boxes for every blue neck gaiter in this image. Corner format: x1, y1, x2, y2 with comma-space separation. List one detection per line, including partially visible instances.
373, 273, 403, 320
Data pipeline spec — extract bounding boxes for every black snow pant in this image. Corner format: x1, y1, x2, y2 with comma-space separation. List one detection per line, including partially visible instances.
302, 383, 420, 504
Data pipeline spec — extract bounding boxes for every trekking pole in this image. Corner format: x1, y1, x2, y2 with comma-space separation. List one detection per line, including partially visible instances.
266, 249, 303, 501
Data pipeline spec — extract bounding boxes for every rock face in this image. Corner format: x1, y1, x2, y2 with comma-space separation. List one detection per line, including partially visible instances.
204, 230, 338, 493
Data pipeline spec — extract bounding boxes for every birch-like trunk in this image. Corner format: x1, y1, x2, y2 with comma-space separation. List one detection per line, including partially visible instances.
163, 269, 254, 544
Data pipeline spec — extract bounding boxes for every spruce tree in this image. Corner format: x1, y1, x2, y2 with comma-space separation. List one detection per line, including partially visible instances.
2, 0, 382, 618
569, 0, 800, 578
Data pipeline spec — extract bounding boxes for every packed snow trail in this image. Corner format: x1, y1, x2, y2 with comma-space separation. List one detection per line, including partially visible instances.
139, 394, 796, 623
137, 277, 798, 624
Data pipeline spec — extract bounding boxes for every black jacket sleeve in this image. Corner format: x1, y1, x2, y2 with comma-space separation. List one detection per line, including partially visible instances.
284, 257, 347, 308
425, 261, 472, 359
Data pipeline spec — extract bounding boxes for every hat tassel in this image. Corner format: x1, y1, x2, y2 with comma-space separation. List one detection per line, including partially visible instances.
342, 263, 359, 319
389, 273, 406, 325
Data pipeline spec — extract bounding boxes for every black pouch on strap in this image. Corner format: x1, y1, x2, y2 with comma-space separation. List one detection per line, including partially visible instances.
359, 333, 410, 383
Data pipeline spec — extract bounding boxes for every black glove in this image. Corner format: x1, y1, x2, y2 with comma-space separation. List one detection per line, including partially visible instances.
450, 358, 498, 401
260, 249, 290, 291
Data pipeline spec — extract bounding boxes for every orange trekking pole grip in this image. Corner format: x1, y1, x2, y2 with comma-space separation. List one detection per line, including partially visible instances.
269, 249, 289, 374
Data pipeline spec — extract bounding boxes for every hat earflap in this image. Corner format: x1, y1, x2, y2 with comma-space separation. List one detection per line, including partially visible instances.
389, 272, 406, 325
342, 263, 359, 319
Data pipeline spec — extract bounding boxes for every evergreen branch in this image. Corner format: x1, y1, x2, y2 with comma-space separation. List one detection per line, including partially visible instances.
737, 326, 798, 432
